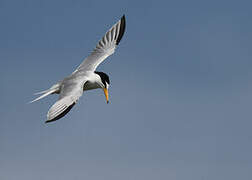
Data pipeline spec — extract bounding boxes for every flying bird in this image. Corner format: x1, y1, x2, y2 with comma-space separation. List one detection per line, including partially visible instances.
30, 15, 126, 123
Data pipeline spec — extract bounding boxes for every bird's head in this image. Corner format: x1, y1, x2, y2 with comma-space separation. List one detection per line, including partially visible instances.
95, 71, 110, 104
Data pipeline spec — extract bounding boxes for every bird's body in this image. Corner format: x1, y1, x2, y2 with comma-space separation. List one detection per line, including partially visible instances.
83, 73, 103, 91
31, 15, 126, 123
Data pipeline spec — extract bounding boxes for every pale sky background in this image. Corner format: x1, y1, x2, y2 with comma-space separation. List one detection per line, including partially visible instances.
1, 0, 252, 179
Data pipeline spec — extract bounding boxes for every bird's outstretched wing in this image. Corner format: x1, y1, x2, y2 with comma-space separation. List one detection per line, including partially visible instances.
74, 15, 126, 73
46, 77, 86, 123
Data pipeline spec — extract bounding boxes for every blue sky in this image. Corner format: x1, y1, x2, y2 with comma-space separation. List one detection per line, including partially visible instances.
1, 0, 252, 179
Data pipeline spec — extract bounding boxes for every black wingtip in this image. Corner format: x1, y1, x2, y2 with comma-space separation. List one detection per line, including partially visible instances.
116, 15, 126, 45
45, 103, 76, 124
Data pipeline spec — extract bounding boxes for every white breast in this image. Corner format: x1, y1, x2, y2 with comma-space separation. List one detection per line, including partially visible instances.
83, 81, 100, 91
82, 72, 102, 91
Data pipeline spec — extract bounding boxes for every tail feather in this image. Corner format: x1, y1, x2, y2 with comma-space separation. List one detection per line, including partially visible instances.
29, 89, 56, 103
30, 83, 61, 103
34, 89, 50, 95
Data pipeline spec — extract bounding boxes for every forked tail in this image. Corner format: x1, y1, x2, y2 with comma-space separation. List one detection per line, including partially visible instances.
29, 83, 61, 103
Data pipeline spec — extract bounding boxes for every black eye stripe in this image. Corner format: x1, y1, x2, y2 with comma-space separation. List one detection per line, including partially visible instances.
94, 71, 110, 86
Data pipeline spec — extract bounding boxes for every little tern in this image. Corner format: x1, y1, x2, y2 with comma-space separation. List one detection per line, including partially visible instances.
31, 15, 126, 123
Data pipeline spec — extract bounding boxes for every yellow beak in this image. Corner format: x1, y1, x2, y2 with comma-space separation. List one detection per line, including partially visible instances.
103, 88, 109, 104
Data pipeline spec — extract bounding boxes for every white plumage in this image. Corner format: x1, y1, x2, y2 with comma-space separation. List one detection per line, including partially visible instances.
31, 15, 126, 123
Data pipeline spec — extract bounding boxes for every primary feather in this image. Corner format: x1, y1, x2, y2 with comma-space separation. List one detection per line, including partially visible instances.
31, 15, 126, 123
